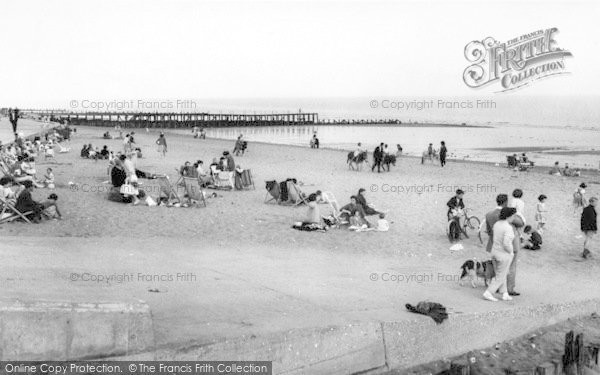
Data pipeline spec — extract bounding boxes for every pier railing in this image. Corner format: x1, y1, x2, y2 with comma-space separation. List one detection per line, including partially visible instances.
19, 110, 319, 128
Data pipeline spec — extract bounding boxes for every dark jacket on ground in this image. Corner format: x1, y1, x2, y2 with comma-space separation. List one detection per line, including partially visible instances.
581, 205, 598, 232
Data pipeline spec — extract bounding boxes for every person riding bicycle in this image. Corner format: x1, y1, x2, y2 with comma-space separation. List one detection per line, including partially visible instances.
447, 189, 468, 238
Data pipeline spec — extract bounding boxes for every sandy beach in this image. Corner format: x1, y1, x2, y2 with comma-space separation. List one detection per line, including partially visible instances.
2, 124, 599, 252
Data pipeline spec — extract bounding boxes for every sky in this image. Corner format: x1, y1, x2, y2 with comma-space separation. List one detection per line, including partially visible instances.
1, 0, 599, 108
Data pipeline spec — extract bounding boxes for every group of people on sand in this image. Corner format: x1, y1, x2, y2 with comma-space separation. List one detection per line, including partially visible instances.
1, 133, 64, 223
424, 141, 447, 167
178, 149, 250, 190
108, 150, 157, 205
295, 188, 389, 232
549, 161, 582, 177
81, 144, 111, 160
467, 180, 597, 302
0, 179, 62, 223
476, 189, 544, 302
192, 127, 206, 139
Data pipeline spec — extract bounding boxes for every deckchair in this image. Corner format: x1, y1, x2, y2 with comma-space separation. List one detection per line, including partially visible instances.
182, 177, 207, 207
264, 180, 281, 204
321, 191, 342, 217
155, 175, 182, 204
286, 180, 308, 206
0, 195, 32, 224
214, 171, 234, 189
235, 169, 255, 190
0, 157, 11, 177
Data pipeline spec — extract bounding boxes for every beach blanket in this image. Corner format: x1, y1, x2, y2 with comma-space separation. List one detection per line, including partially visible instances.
292, 222, 327, 232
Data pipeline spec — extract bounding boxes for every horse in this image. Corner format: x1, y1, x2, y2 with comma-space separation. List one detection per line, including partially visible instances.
382, 154, 396, 171
421, 149, 439, 164
347, 151, 369, 171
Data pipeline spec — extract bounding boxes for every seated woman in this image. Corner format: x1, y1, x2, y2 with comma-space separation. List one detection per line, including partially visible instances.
15, 181, 43, 222
292, 194, 329, 232
80, 144, 89, 158
108, 160, 146, 204
195, 160, 212, 186
12, 159, 43, 187
549, 161, 562, 176
0, 176, 20, 205
356, 188, 382, 216
100, 145, 110, 159
305, 193, 321, 224
340, 196, 370, 227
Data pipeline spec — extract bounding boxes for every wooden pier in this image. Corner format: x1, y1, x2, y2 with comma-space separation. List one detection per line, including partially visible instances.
21, 110, 319, 128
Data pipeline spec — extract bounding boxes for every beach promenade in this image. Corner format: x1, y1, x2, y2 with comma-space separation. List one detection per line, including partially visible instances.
1, 122, 599, 371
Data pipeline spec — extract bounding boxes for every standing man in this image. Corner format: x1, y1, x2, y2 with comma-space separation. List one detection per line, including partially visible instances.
581, 197, 598, 259
485, 194, 509, 252
371, 146, 382, 173
9, 108, 20, 139
440, 141, 447, 167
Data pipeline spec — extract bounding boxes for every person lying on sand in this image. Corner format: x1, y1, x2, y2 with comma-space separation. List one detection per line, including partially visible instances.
356, 188, 383, 216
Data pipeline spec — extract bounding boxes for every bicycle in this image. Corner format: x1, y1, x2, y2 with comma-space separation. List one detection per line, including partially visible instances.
446, 208, 481, 243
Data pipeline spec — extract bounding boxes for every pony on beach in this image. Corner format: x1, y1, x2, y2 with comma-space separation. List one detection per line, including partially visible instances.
347, 151, 369, 171
421, 149, 439, 164
382, 154, 396, 171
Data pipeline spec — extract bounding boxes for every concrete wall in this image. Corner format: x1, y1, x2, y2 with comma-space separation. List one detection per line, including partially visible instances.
0, 300, 154, 360
5, 298, 600, 375
147, 299, 600, 374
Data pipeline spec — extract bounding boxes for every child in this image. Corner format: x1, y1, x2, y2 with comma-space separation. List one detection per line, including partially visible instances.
523, 225, 542, 250
509, 188, 526, 239
573, 183, 588, 215
376, 213, 389, 232
43, 168, 55, 189
348, 211, 368, 231
535, 194, 548, 233
41, 193, 62, 219
508, 189, 525, 221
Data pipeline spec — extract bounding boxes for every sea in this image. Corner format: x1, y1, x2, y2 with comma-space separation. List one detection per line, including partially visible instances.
3, 95, 600, 168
